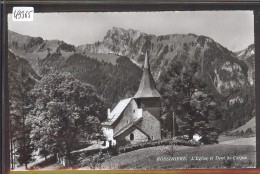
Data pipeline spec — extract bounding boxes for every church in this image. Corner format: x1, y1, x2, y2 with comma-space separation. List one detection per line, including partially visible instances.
102, 51, 162, 147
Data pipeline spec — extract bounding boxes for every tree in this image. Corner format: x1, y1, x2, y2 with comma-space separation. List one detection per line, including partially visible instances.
16, 124, 34, 169
158, 60, 221, 144
245, 128, 254, 135
8, 51, 36, 169
27, 73, 107, 164
10, 100, 34, 169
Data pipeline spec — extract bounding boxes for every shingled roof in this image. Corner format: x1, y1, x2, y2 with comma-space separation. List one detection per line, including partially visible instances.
102, 98, 132, 126
134, 51, 161, 98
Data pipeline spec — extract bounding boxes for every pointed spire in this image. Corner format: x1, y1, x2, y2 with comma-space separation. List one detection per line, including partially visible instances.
134, 51, 161, 98
144, 51, 149, 69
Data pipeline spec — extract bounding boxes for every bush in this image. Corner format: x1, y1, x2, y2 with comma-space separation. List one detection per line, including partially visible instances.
77, 149, 111, 169
106, 145, 119, 156
201, 132, 219, 144
240, 130, 244, 136
117, 139, 200, 154
245, 128, 253, 135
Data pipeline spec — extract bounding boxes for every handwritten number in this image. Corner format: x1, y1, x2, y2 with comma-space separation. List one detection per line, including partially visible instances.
13, 10, 33, 20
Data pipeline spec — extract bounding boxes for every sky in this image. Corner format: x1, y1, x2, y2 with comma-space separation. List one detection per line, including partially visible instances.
8, 11, 254, 52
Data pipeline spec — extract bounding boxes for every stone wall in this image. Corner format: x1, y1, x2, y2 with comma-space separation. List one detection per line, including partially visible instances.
136, 111, 161, 140
116, 126, 148, 146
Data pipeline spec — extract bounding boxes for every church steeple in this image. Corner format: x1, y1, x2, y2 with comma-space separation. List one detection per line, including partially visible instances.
134, 51, 161, 98
143, 51, 150, 69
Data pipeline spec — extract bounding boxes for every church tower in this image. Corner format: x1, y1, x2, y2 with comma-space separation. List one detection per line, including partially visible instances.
134, 51, 162, 140
134, 51, 161, 99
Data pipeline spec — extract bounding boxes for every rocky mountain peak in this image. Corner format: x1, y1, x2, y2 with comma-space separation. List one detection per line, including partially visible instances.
103, 27, 148, 48
108, 27, 145, 37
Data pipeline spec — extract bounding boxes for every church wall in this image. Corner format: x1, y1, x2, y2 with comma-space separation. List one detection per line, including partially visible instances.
136, 111, 161, 140
115, 126, 148, 147
114, 99, 138, 134
130, 129, 149, 144
134, 98, 161, 140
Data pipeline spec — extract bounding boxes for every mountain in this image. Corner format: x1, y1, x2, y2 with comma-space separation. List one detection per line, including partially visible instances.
8, 31, 76, 74
8, 50, 40, 137
57, 54, 142, 105
77, 27, 149, 62
8, 30, 120, 73
77, 27, 250, 97
8, 30, 142, 105
236, 44, 255, 85
8, 50, 40, 101
8, 28, 255, 131
76, 27, 255, 131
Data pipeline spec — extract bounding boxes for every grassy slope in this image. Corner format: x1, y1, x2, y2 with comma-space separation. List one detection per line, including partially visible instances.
101, 137, 256, 169
231, 117, 256, 133
19, 137, 255, 170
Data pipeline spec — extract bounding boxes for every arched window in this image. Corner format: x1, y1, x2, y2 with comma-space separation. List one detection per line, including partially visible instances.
130, 133, 134, 141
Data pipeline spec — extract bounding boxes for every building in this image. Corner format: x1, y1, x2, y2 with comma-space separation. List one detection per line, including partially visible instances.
102, 51, 162, 147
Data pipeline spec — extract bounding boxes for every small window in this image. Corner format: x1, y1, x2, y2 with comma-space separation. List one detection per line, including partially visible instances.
130, 133, 134, 141
133, 110, 135, 113
137, 100, 141, 108
151, 136, 153, 140
127, 120, 129, 124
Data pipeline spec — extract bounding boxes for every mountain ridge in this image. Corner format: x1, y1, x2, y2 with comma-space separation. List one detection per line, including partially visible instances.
8, 28, 255, 131
76, 27, 252, 98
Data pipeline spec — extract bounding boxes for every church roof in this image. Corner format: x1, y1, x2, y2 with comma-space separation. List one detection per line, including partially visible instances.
102, 98, 132, 126
134, 51, 161, 98
113, 117, 143, 138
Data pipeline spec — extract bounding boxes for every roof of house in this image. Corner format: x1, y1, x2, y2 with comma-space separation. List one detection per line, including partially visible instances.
102, 97, 132, 126
134, 51, 161, 98
113, 117, 143, 138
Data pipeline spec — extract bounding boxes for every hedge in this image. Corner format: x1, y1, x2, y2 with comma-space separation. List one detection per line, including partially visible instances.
117, 138, 200, 154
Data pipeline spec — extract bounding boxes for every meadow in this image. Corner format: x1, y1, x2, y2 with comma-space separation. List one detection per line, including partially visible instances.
100, 137, 256, 169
